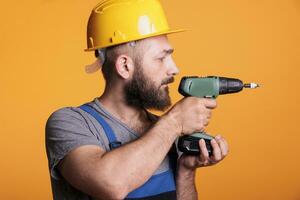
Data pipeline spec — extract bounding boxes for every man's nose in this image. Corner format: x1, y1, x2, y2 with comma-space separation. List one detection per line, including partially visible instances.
167, 57, 179, 76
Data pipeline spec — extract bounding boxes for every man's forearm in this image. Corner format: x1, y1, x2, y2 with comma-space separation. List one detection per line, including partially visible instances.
176, 166, 198, 200
95, 113, 180, 194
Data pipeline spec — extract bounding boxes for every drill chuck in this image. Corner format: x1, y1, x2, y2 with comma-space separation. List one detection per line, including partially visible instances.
218, 77, 244, 94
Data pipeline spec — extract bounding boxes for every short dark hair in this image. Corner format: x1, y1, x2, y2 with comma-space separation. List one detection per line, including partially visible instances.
95, 41, 145, 83
95, 48, 115, 83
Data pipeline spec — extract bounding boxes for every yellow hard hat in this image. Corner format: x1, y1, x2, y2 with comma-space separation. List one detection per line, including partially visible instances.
85, 0, 185, 51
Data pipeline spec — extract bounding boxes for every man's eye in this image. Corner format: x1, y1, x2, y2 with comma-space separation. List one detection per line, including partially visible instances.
159, 57, 166, 61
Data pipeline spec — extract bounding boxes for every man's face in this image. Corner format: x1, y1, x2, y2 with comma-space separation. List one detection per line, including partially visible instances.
124, 35, 179, 111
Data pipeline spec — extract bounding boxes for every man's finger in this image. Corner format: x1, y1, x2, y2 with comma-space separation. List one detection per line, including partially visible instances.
199, 139, 209, 164
211, 139, 222, 161
221, 136, 229, 153
203, 99, 217, 109
207, 110, 212, 119
215, 135, 228, 157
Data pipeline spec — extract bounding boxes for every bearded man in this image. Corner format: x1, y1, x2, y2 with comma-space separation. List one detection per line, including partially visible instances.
46, 1, 229, 200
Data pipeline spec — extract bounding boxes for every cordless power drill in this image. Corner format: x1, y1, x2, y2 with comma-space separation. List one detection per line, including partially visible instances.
177, 76, 259, 155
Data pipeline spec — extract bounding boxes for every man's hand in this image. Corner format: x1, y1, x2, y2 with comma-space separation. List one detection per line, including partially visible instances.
166, 97, 217, 136
178, 135, 229, 170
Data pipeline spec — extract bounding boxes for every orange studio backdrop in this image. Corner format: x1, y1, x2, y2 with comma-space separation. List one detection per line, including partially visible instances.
0, 0, 299, 199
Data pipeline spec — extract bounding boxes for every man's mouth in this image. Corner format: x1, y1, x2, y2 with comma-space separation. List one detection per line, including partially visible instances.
161, 77, 175, 86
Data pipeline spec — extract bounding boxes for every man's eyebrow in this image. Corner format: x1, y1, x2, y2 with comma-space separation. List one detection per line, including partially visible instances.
159, 49, 174, 56
160, 48, 174, 56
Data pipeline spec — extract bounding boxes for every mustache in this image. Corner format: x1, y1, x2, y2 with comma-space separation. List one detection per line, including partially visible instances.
161, 77, 175, 85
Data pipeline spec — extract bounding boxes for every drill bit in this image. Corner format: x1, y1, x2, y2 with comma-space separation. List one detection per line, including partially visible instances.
244, 83, 260, 89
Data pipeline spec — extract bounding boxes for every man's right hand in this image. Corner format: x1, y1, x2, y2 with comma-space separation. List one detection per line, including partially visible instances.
165, 97, 217, 136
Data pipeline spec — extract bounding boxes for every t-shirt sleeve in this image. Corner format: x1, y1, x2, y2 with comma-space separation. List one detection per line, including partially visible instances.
45, 107, 103, 180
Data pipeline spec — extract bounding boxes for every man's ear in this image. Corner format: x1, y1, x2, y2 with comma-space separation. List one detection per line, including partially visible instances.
115, 55, 134, 79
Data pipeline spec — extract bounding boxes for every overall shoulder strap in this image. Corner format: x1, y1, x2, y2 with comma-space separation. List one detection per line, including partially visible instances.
79, 104, 121, 150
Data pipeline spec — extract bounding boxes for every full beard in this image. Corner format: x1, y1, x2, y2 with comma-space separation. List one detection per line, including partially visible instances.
124, 66, 173, 111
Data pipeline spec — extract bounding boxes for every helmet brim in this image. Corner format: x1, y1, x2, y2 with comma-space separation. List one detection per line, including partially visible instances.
84, 28, 187, 51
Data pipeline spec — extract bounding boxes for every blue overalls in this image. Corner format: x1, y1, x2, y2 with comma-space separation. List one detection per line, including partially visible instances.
80, 104, 177, 200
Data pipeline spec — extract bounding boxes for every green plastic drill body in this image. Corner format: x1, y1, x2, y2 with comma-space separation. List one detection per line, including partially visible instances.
178, 76, 220, 98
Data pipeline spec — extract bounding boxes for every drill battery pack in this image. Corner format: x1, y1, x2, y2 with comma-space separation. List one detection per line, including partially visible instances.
178, 133, 214, 156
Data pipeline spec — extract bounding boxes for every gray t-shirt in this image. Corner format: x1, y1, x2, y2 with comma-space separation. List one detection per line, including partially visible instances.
45, 98, 172, 200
